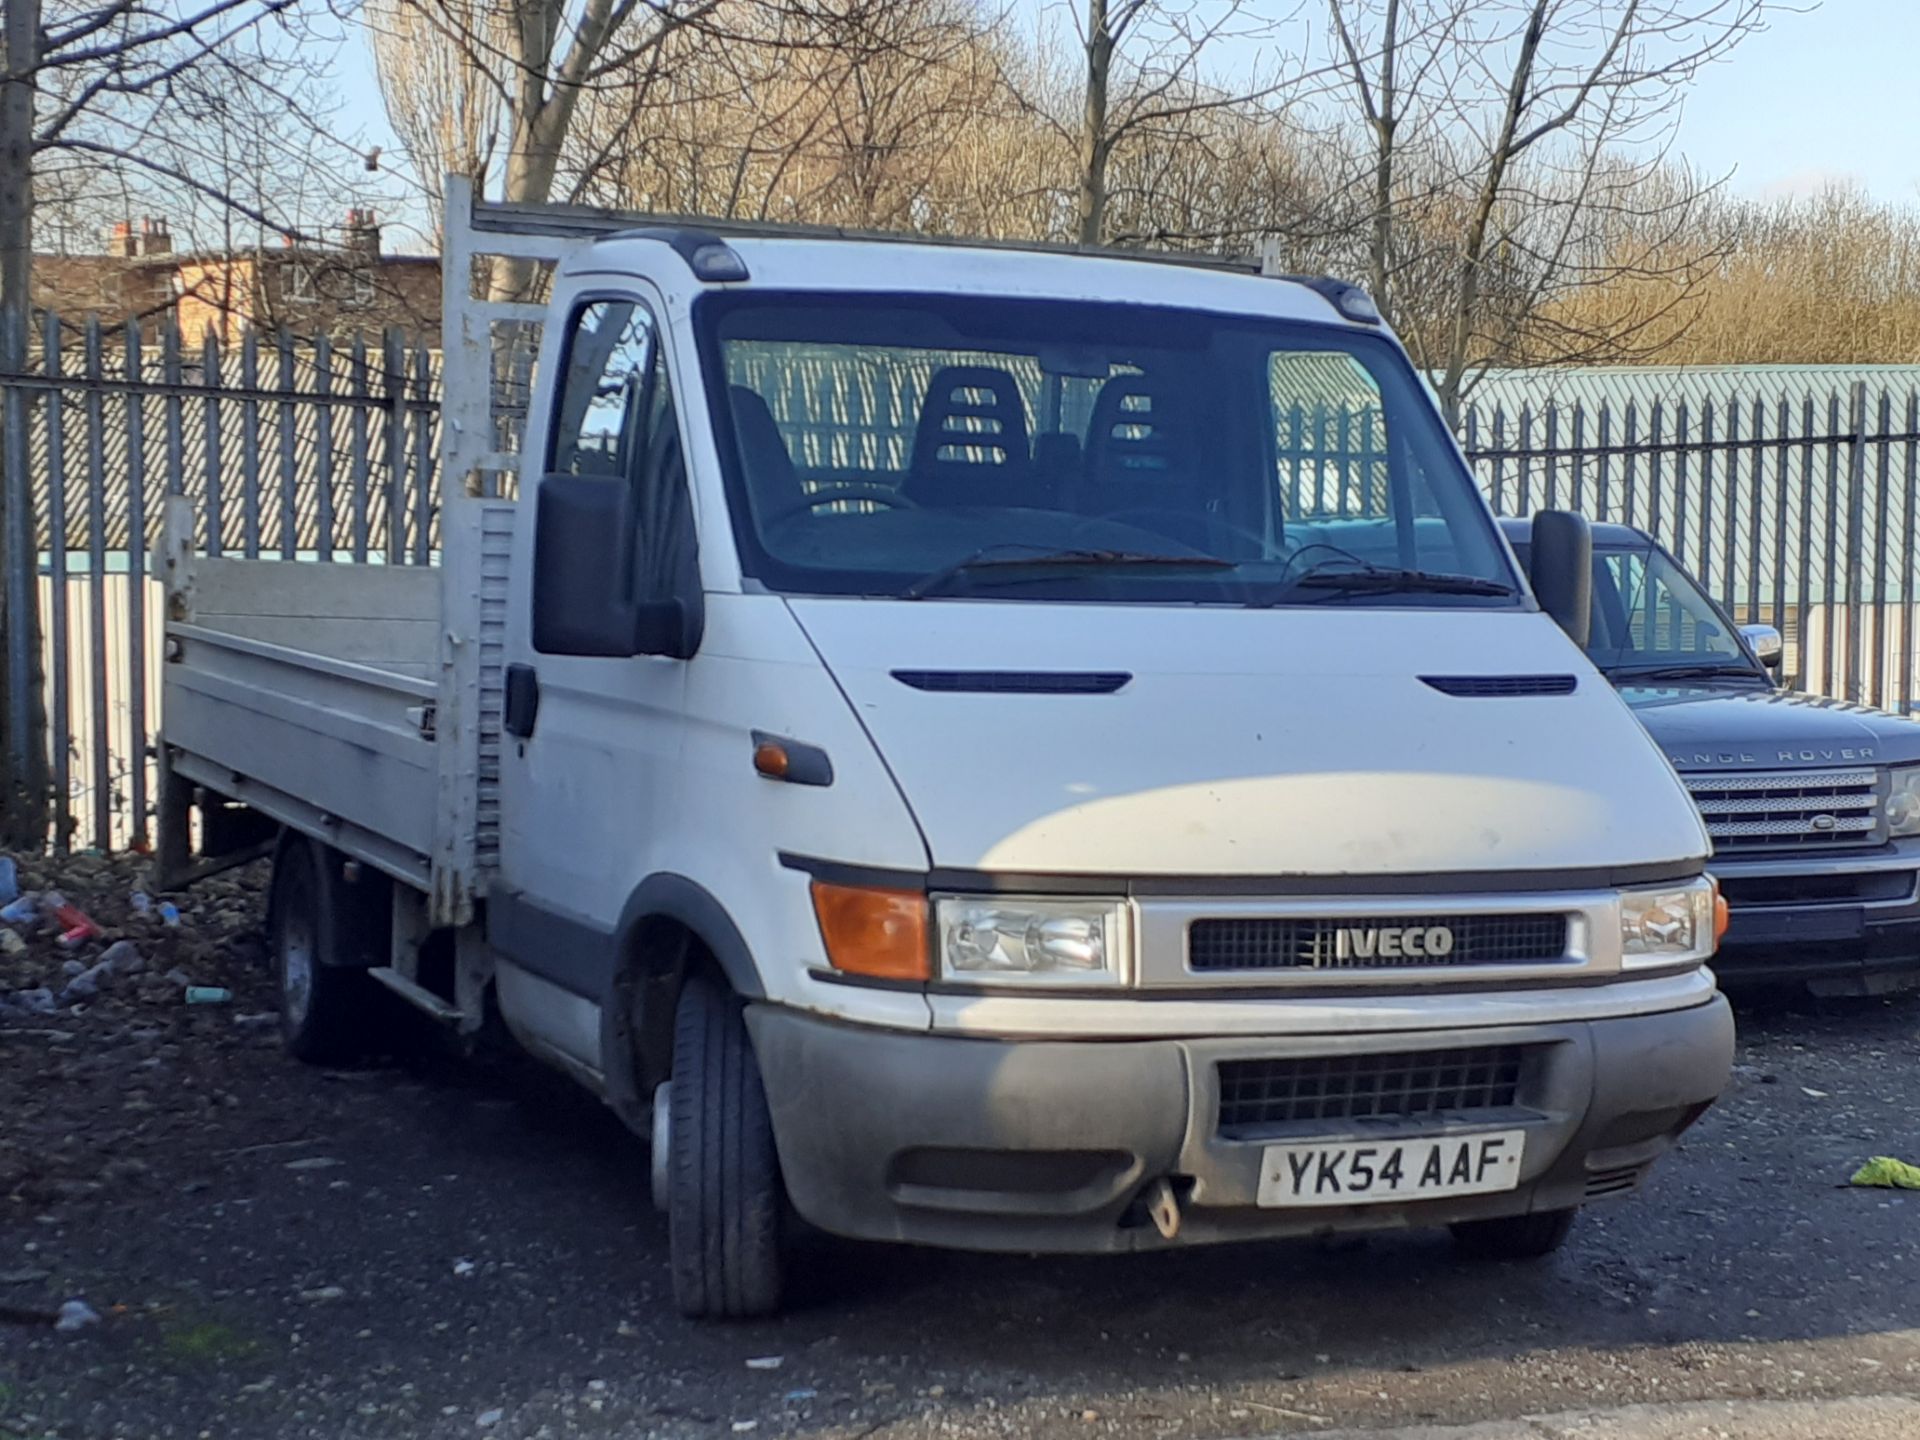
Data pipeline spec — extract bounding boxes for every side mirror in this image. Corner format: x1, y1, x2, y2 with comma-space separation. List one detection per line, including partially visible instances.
533, 474, 699, 659
1740, 623, 1785, 671
1528, 509, 1592, 648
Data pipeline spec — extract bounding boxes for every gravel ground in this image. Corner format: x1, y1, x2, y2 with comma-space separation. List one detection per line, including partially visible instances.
6, 856, 1920, 1439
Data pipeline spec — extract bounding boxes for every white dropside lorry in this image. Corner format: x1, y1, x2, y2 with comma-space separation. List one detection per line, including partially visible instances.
158, 179, 1734, 1317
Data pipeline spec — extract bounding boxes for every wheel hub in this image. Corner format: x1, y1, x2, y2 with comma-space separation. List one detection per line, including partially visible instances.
280, 914, 315, 1025
650, 1082, 672, 1212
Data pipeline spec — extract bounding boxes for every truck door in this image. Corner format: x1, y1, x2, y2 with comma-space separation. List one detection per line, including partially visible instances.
494, 287, 698, 998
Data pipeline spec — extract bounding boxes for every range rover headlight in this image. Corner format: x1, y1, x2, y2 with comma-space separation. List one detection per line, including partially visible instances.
933, 896, 1129, 987
1886, 765, 1920, 837
1619, 879, 1720, 969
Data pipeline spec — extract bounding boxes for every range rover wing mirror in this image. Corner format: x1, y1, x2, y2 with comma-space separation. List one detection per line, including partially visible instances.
1528, 509, 1593, 648
1740, 623, 1785, 671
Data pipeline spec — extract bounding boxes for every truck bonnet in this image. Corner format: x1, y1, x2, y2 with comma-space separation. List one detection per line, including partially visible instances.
788, 598, 1711, 878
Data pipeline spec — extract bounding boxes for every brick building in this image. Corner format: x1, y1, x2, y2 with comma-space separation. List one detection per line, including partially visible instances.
31, 211, 442, 346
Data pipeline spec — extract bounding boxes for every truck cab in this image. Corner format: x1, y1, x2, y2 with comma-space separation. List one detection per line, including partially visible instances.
159, 186, 1733, 1319
1501, 517, 1920, 994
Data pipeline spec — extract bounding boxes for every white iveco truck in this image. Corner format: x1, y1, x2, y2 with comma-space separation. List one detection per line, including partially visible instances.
157, 179, 1734, 1317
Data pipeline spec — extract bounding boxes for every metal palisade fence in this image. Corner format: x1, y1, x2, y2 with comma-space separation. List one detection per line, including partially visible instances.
1459, 378, 1920, 712
4, 304, 1920, 854
2, 311, 439, 853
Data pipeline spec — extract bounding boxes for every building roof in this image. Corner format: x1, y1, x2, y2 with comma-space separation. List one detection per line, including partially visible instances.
1462, 364, 1920, 418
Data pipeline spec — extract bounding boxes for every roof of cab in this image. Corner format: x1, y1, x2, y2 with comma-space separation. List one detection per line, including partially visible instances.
565, 232, 1359, 328
1498, 516, 1652, 548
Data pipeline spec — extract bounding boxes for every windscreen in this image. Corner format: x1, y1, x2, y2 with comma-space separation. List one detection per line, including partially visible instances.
698, 292, 1520, 606
1587, 545, 1755, 674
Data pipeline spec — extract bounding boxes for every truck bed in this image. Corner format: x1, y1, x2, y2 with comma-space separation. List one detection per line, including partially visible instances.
159, 496, 513, 919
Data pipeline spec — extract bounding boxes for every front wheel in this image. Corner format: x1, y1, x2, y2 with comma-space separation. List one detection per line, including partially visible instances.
1449, 1206, 1579, 1260
666, 976, 788, 1318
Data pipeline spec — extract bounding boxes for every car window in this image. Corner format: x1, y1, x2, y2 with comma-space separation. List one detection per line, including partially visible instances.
545, 298, 696, 605
1606, 551, 1739, 655
1588, 546, 1748, 669
549, 300, 659, 480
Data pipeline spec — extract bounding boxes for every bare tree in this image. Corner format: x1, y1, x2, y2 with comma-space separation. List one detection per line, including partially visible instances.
1, 0, 378, 845
1315, 0, 1772, 419
563, 0, 1028, 232
367, 0, 504, 222
1322, 0, 1462, 314
362, 0, 752, 298
1063, 0, 1291, 245
1561, 182, 1920, 366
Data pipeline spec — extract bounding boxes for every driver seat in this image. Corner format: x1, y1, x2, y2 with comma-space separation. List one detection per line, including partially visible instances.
729, 385, 806, 519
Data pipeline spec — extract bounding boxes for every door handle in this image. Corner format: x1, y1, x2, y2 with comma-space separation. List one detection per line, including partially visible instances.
505, 664, 540, 739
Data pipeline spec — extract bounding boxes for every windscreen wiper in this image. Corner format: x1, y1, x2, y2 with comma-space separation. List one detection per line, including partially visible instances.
903, 547, 1233, 600
1250, 564, 1516, 607
1605, 662, 1764, 683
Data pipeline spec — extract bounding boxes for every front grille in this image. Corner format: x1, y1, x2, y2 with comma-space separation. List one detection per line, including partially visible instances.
1584, 1163, 1648, 1199
1685, 769, 1883, 852
1718, 869, 1915, 906
1188, 914, 1569, 971
1216, 1046, 1527, 1135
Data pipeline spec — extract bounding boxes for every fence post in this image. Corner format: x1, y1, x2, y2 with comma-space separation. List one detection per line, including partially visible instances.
277, 327, 298, 560
350, 335, 371, 561
1872, 390, 1894, 707
1902, 390, 1919, 715
412, 344, 434, 563
385, 327, 407, 564
43, 312, 68, 849
0, 263, 42, 838
125, 319, 149, 850
238, 331, 261, 557
1670, 402, 1689, 571
1846, 380, 1869, 702
202, 330, 224, 554
81, 316, 109, 849
314, 336, 334, 561
1697, 400, 1715, 596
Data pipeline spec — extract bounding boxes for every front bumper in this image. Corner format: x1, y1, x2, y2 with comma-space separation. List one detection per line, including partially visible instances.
746, 994, 1733, 1253
1711, 843, 1920, 991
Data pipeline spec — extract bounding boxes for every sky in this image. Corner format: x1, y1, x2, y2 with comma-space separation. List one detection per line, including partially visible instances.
1673, 0, 1918, 204
328, 0, 1918, 237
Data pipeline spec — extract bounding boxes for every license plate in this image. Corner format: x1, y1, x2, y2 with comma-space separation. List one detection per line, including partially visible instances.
1257, 1129, 1526, 1208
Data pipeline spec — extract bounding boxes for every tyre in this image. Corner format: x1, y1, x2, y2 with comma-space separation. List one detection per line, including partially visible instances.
666, 975, 786, 1318
1449, 1206, 1579, 1260
268, 834, 378, 1065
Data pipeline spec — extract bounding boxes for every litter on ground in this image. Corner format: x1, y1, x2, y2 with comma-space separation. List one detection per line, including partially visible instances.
1850, 1156, 1920, 1189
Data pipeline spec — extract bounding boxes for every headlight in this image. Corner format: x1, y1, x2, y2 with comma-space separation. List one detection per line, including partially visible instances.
933, 895, 1129, 987
1619, 880, 1720, 969
1887, 765, 1920, 836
